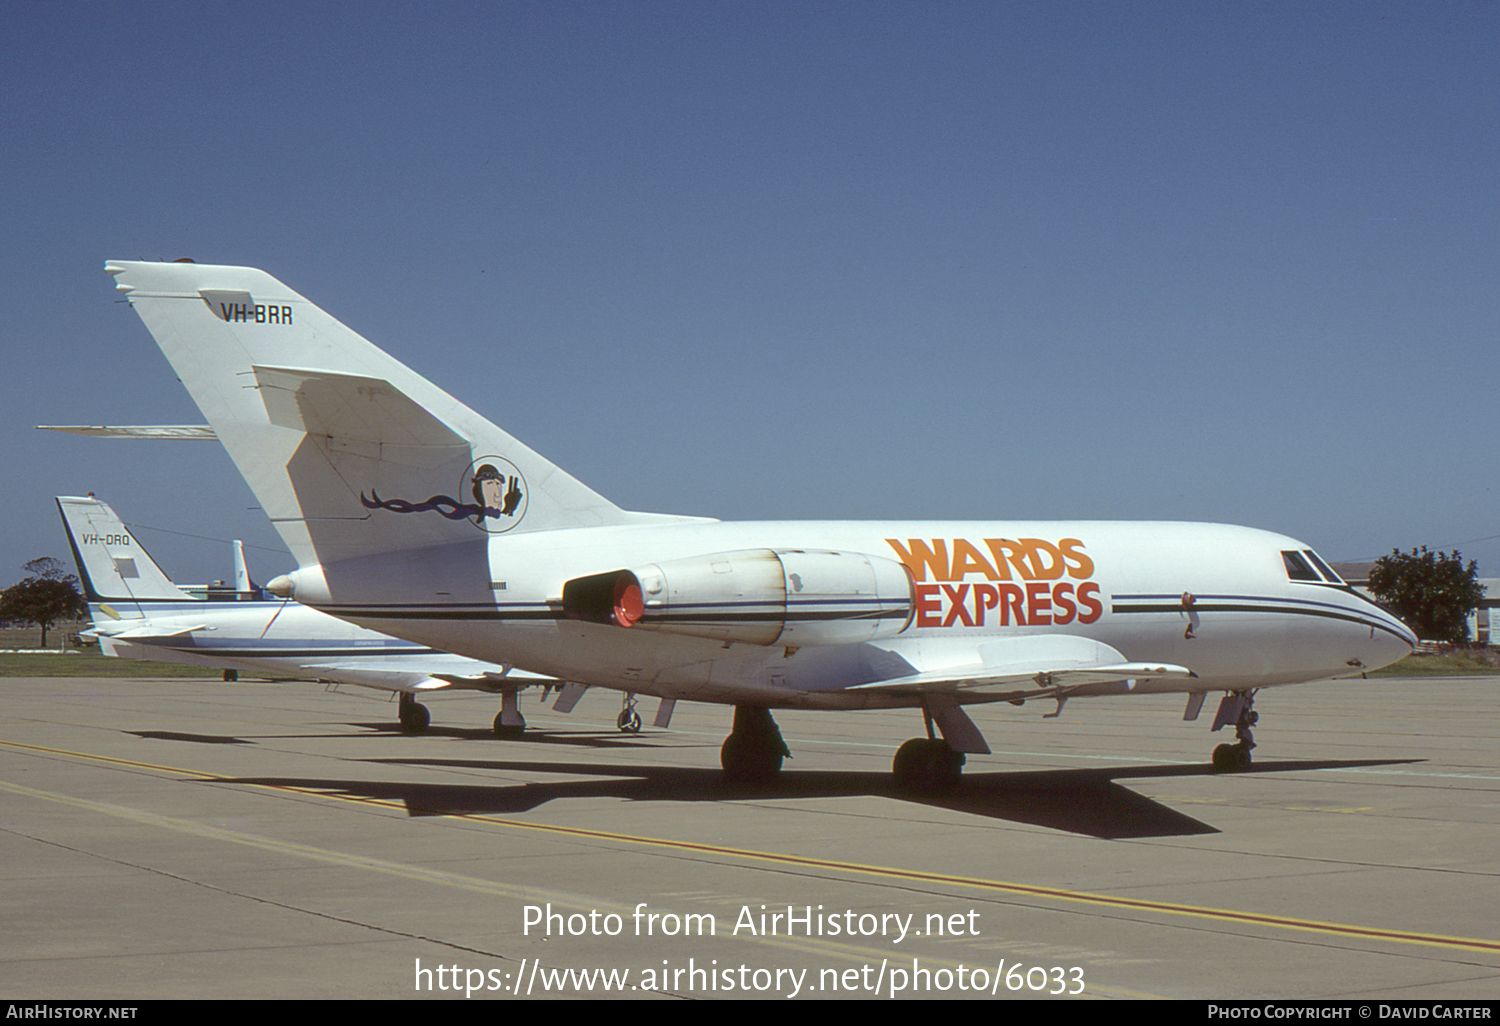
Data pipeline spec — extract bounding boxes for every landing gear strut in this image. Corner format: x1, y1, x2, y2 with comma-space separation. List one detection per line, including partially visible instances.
1211, 690, 1258, 772
398, 693, 430, 734
493, 689, 526, 738
720, 706, 790, 783
893, 706, 964, 793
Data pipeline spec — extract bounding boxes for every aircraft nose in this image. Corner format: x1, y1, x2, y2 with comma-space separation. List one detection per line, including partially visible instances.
1364, 614, 1416, 672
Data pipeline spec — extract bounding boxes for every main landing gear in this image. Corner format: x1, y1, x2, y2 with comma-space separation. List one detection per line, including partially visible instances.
720, 706, 791, 783
893, 738, 964, 793
718, 704, 971, 792
893, 706, 965, 794
493, 688, 526, 738
395, 689, 527, 737
398, 693, 430, 734
1211, 690, 1258, 772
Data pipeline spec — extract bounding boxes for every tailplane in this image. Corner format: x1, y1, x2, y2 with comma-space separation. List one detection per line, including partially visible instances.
106, 260, 684, 571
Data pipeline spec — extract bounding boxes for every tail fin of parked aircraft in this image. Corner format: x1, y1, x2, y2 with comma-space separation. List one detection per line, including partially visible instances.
105, 260, 693, 572
232, 540, 259, 597
56, 495, 193, 612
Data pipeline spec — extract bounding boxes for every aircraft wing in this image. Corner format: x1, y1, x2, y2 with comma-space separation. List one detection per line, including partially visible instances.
851, 635, 1195, 699
84, 623, 212, 640
299, 660, 565, 695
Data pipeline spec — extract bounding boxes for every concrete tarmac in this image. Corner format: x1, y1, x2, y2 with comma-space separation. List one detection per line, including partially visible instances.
1, 672, 1497, 1000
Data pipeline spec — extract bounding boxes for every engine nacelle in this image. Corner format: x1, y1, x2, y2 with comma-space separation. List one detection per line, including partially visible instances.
562, 548, 915, 647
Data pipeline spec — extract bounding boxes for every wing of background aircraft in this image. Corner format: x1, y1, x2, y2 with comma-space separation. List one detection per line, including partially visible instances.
56, 494, 599, 735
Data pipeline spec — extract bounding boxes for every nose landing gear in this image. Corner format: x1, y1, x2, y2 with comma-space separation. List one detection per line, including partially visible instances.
617, 693, 642, 734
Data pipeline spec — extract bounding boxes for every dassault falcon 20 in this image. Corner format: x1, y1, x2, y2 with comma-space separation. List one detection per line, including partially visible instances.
103, 258, 1415, 789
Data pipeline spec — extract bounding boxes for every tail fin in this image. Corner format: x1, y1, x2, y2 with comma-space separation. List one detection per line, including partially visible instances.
232, 540, 259, 597
56, 495, 193, 609
106, 260, 673, 571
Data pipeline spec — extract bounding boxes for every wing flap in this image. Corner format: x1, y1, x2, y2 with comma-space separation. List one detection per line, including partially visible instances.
88, 624, 211, 640
851, 634, 1195, 696
307, 660, 563, 694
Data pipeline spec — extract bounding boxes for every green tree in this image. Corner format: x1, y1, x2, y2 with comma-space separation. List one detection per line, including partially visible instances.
0, 557, 87, 647
1366, 547, 1485, 644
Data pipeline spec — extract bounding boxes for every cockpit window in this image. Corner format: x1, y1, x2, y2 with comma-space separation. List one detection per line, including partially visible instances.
1282, 550, 1321, 582
1302, 549, 1344, 584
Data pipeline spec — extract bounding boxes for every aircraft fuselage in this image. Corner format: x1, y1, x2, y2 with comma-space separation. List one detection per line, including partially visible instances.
283, 518, 1413, 710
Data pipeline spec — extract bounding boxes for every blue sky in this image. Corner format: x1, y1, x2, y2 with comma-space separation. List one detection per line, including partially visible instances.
3, 1, 1496, 590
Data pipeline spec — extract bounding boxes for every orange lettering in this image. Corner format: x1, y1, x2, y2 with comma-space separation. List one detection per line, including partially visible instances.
998, 583, 1025, 625
1051, 582, 1076, 625
973, 584, 999, 627
1076, 581, 1103, 624
983, 538, 1029, 581
897, 537, 1099, 626
941, 584, 974, 627
1021, 539, 1065, 580
886, 539, 950, 583
949, 539, 999, 580
1026, 582, 1052, 625
914, 583, 943, 627
1060, 538, 1094, 579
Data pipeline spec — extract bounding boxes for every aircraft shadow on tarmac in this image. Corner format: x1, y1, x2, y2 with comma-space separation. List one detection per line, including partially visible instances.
350, 722, 678, 750
130, 730, 253, 745
127, 724, 671, 750
221, 754, 1423, 840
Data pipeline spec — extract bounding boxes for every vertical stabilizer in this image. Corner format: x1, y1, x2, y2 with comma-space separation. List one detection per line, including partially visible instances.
106, 260, 655, 571
56, 495, 193, 609
232, 540, 256, 595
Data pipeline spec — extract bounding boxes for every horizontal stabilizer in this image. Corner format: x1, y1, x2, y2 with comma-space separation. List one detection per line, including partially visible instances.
39, 425, 217, 440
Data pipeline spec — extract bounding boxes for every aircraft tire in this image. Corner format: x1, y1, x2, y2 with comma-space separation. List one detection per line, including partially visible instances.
893, 738, 963, 794
1212, 742, 1251, 773
493, 711, 526, 738
618, 709, 642, 733
399, 701, 430, 734
720, 732, 783, 783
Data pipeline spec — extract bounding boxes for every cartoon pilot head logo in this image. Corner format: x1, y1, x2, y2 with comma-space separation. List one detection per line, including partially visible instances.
465, 457, 527, 533
359, 455, 527, 534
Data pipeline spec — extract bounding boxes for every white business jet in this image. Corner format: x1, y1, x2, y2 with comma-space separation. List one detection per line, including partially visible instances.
57, 493, 570, 735
104, 259, 1415, 789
